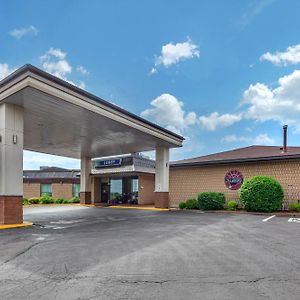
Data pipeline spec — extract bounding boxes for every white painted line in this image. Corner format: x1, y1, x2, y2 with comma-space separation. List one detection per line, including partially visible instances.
288, 218, 300, 223
262, 215, 276, 222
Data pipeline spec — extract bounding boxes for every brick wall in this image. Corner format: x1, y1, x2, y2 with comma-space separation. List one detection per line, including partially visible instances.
169, 159, 300, 207
52, 183, 73, 199
23, 183, 40, 199
139, 174, 155, 205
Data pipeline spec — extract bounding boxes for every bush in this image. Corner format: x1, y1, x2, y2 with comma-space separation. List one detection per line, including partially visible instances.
54, 198, 65, 204
39, 193, 54, 204
288, 202, 300, 212
227, 200, 238, 211
22, 198, 29, 205
240, 176, 284, 212
62, 199, 71, 204
179, 202, 186, 209
185, 198, 199, 210
28, 197, 40, 205
70, 196, 80, 203
198, 192, 225, 210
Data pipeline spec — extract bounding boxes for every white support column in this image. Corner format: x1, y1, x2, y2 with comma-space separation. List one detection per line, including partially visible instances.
80, 156, 92, 204
155, 147, 170, 208
0, 103, 24, 224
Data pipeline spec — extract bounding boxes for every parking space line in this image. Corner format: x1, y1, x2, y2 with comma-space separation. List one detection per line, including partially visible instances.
262, 215, 276, 222
288, 218, 300, 223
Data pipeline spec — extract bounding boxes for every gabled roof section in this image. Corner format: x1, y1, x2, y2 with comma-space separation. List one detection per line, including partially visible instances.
171, 145, 300, 167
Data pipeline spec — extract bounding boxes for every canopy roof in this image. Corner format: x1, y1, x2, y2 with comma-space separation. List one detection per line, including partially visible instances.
0, 65, 183, 159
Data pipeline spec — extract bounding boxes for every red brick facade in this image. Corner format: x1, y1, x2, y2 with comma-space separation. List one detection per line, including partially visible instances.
0, 196, 23, 224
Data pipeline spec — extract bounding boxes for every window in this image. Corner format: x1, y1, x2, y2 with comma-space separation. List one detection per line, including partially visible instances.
72, 184, 80, 197
110, 179, 122, 200
131, 178, 138, 193
40, 183, 52, 197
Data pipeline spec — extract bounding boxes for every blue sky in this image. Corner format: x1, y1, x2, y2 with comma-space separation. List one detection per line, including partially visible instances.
2, 0, 300, 169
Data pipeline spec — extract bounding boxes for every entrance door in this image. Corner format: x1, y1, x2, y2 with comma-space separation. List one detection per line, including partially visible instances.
101, 183, 109, 203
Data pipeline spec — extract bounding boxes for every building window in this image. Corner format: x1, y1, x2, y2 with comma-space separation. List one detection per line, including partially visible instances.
72, 184, 80, 197
40, 183, 52, 197
110, 179, 122, 200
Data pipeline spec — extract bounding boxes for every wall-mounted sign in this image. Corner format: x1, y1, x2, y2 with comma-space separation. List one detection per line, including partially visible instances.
95, 158, 122, 168
224, 170, 244, 190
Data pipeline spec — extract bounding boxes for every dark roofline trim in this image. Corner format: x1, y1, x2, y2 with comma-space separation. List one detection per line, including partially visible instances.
24, 169, 80, 173
23, 178, 80, 184
170, 154, 300, 168
0, 64, 184, 141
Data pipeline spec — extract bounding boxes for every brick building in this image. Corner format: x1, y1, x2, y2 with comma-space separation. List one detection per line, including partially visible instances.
23, 167, 80, 199
23, 153, 156, 205
169, 145, 300, 209
23, 146, 300, 209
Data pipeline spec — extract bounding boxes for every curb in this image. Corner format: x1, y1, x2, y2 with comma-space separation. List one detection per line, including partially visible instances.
107, 206, 169, 211
0, 222, 33, 230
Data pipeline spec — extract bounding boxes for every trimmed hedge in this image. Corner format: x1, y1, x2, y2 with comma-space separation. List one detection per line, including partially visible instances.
185, 198, 199, 209
28, 197, 40, 204
22, 195, 80, 205
240, 176, 283, 212
179, 202, 187, 209
198, 192, 225, 210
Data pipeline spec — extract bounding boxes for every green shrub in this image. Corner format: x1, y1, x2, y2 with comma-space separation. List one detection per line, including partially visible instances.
54, 198, 65, 204
39, 193, 54, 204
227, 200, 238, 211
22, 198, 29, 205
198, 192, 225, 210
62, 199, 71, 204
185, 198, 199, 209
179, 202, 186, 209
288, 202, 300, 212
240, 176, 284, 212
28, 197, 40, 205
70, 196, 80, 203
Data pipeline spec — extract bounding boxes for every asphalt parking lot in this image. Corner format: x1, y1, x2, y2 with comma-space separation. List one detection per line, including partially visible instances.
0, 206, 299, 300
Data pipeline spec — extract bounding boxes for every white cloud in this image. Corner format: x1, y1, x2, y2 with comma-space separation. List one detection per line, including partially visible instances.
9, 25, 38, 39
254, 133, 275, 144
77, 65, 89, 75
39, 48, 87, 89
221, 135, 249, 143
0, 63, 16, 80
221, 133, 275, 145
199, 112, 242, 131
259, 44, 300, 66
140, 93, 197, 134
260, 44, 300, 66
243, 70, 300, 130
151, 38, 199, 73
40, 48, 72, 79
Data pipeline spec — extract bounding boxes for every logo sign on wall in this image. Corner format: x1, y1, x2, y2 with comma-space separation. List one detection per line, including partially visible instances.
94, 158, 122, 168
224, 170, 244, 190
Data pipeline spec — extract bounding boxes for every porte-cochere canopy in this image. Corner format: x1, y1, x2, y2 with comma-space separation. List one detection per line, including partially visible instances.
0, 64, 183, 158
0, 65, 184, 224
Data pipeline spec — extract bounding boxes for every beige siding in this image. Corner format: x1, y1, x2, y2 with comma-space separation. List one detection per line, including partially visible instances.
23, 183, 40, 199
139, 174, 155, 205
169, 160, 300, 207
